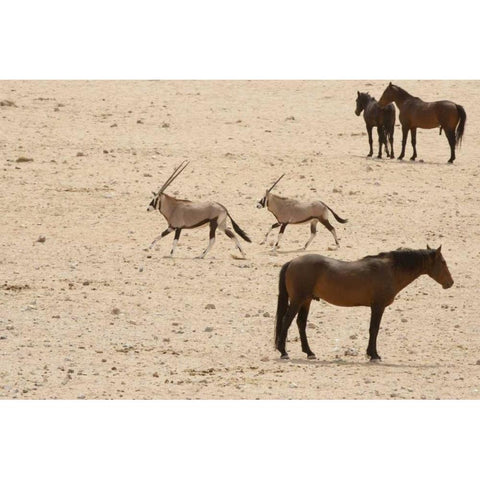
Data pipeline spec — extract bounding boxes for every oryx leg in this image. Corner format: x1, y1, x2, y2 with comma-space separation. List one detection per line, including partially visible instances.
260, 222, 280, 245
219, 223, 246, 258
320, 218, 339, 246
197, 219, 217, 259
149, 226, 174, 249
304, 219, 318, 250
272, 224, 287, 252
168, 228, 182, 257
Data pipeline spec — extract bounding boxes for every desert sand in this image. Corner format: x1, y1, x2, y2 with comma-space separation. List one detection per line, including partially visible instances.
1, 80, 479, 399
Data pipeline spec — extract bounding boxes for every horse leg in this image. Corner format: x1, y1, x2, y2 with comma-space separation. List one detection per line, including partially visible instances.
389, 128, 395, 158
304, 220, 318, 250
260, 222, 280, 245
366, 304, 385, 361
149, 226, 174, 249
376, 126, 384, 159
445, 128, 456, 163
398, 125, 408, 160
277, 302, 301, 359
366, 125, 373, 157
197, 220, 217, 259
320, 218, 339, 247
272, 224, 287, 252
168, 228, 182, 257
296, 300, 316, 359
410, 128, 417, 161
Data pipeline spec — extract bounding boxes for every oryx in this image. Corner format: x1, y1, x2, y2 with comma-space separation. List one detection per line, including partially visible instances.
256, 174, 348, 252
147, 161, 251, 258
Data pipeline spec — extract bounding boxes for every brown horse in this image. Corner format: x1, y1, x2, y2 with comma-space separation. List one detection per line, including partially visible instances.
355, 91, 395, 159
274, 246, 453, 361
378, 83, 466, 163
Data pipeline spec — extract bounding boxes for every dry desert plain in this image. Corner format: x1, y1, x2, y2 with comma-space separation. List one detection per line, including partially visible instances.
1, 80, 479, 399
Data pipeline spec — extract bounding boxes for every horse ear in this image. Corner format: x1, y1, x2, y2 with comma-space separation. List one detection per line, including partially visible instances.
357, 91, 360, 96
152, 191, 156, 196
436, 245, 442, 254
389, 82, 392, 86
426, 244, 431, 250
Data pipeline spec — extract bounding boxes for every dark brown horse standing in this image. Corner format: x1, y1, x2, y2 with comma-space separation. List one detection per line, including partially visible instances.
355, 91, 395, 159
378, 83, 466, 163
274, 246, 453, 361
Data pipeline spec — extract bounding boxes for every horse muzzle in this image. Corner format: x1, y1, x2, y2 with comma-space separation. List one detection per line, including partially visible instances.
443, 280, 454, 289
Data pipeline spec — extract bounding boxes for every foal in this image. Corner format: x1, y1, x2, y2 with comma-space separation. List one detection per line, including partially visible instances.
355, 91, 396, 159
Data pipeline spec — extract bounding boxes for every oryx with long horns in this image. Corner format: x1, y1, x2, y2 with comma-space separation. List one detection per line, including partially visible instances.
147, 161, 251, 258
256, 174, 348, 252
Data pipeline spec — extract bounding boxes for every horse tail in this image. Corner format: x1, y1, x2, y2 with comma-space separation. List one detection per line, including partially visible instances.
439, 126, 443, 136
455, 104, 466, 147
226, 212, 252, 243
275, 261, 290, 349
324, 203, 348, 224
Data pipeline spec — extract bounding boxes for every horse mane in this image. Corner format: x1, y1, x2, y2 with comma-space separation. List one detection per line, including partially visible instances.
391, 84, 417, 100
364, 248, 431, 270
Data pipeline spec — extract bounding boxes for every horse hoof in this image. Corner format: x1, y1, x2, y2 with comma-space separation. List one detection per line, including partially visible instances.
369, 358, 382, 363
448, 159, 454, 164
280, 354, 289, 360
307, 354, 316, 360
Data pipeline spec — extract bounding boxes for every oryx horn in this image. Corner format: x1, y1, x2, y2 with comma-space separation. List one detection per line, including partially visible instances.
268, 173, 285, 193
158, 161, 190, 194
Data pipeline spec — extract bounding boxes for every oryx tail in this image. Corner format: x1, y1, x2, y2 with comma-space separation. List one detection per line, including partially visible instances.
323, 203, 348, 224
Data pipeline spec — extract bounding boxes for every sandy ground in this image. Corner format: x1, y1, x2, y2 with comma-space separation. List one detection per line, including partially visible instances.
1, 80, 479, 399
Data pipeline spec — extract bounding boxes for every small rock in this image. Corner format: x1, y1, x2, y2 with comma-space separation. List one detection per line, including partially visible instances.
349, 334, 358, 340
344, 347, 359, 356
76, 152, 85, 157
110, 123, 118, 128
263, 312, 270, 318
289, 382, 298, 388
161, 122, 170, 128
153, 372, 159, 378
205, 303, 216, 310
137, 119, 144, 124
476, 360, 480, 365
16, 156, 33, 163
260, 356, 269, 362
112, 307, 121, 315
77, 394, 86, 399
204, 326, 214, 333
103, 149, 109, 154
36, 235, 46, 243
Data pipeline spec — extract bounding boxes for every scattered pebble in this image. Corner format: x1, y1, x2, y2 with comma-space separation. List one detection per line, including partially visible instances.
205, 304, 216, 310
204, 326, 214, 332
112, 307, 121, 315
36, 235, 46, 243
263, 312, 270, 318
16, 156, 33, 163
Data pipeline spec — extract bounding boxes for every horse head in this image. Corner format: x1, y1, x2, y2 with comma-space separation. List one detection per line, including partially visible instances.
426, 245, 454, 289
378, 82, 396, 107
